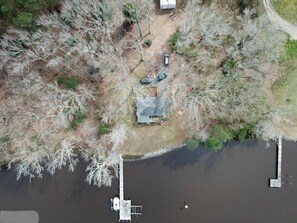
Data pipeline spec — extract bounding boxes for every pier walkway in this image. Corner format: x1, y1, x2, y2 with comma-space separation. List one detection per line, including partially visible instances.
119, 156, 124, 201
111, 156, 142, 221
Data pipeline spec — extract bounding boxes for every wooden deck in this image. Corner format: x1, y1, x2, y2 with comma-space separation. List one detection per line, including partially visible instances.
269, 137, 282, 188
118, 156, 131, 221
111, 156, 142, 221
120, 200, 131, 221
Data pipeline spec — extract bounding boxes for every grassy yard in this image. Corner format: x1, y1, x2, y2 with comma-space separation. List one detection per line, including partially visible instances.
269, 67, 297, 136
119, 113, 186, 155
271, 67, 297, 106
268, 39, 297, 137
272, 40, 297, 105
273, 0, 297, 25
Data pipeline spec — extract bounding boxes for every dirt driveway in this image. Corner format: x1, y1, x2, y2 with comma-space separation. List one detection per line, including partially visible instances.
263, 0, 297, 39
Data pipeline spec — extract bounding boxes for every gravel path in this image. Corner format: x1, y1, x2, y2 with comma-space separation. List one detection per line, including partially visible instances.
263, 0, 297, 39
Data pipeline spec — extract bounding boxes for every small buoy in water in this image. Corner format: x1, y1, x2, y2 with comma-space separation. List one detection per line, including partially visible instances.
181, 201, 189, 210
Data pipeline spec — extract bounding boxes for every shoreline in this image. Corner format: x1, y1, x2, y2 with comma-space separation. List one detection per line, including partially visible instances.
122, 134, 297, 162
123, 144, 186, 162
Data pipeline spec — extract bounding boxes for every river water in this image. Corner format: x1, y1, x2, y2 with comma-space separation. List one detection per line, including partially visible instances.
0, 140, 297, 223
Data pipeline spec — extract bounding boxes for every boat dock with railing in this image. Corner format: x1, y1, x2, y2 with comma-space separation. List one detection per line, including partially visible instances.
111, 156, 142, 221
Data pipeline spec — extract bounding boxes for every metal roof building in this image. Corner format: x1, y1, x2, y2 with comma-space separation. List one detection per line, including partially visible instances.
160, 0, 176, 9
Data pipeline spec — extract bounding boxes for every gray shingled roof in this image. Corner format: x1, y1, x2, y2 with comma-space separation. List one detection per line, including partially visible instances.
136, 97, 169, 117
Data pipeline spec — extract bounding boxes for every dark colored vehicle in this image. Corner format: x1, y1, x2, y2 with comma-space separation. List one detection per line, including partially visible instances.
164, 53, 169, 66
157, 72, 167, 81
140, 76, 153, 84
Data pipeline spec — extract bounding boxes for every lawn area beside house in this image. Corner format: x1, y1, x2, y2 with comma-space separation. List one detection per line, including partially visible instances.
268, 66, 297, 137
273, 0, 297, 25
267, 39, 297, 138
119, 113, 186, 155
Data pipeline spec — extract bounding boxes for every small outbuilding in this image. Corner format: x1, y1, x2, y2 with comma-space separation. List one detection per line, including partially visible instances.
160, 0, 176, 10
136, 97, 169, 124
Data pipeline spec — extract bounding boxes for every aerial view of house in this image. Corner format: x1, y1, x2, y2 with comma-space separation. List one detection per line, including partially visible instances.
0, 0, 297, 222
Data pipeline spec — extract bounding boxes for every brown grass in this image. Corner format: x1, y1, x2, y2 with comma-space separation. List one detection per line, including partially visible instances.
119, 113, 187, 155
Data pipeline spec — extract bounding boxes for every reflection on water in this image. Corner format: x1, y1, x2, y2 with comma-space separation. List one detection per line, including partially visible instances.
0, 140, 297, 223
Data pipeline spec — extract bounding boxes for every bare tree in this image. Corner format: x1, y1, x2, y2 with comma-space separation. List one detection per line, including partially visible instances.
7, 132, 50, 181
85, 149, 120, 187
98, 58, 148, 124
109, 124, 129, 150
47, 136, 79, 175
125, 30, 145, 61
61, 0, 119, 51
5, 72, 95, 129
0, 67, 96, 179
162, 61, 267, 138
143, 0, 154, 34
255, 123, 278, 141
161, 62, 189, 111
121, 0, 144, 38
177, 1, 231, 50
227, 8, 286, 80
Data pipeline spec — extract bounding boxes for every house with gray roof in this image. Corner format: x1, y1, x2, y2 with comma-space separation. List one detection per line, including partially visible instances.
136, 97, 169, 124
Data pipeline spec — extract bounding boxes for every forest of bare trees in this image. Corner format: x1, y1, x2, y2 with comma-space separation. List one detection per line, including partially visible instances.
0, 0, 289, 183
0, 0, 141, 184
163, 0, 286, 144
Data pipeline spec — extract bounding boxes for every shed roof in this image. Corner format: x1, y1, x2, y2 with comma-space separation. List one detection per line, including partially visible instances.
160, 0, 176, 9
137, 115, 150, 124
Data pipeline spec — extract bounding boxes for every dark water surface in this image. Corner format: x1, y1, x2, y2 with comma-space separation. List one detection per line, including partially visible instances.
1, 140, 297, 223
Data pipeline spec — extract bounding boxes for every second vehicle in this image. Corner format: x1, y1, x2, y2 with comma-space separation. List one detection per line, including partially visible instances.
157, 72, 168, 81
140, 76, 153, 84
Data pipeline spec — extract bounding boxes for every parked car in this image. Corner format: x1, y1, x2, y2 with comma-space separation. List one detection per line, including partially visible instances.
157, 72, 167, 81
140, 76, 152, 84
164, 53, 169, 66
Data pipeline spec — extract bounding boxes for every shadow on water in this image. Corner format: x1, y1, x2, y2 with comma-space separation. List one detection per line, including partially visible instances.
224, 139, 263, 150
161, 146, 221, 171
160, 140, 276, 176
216, 140, 264, 159
64, 167, 99, 203
160, 140, 261, 172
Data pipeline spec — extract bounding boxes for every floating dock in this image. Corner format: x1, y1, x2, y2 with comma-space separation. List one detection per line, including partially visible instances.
269, 137, 282, 188
111, 156, 142, 221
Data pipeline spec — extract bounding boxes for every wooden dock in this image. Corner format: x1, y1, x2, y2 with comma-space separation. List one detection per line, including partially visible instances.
119, 156, 124, 201
111, 156, 142, 221
269, 137, 282, 188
